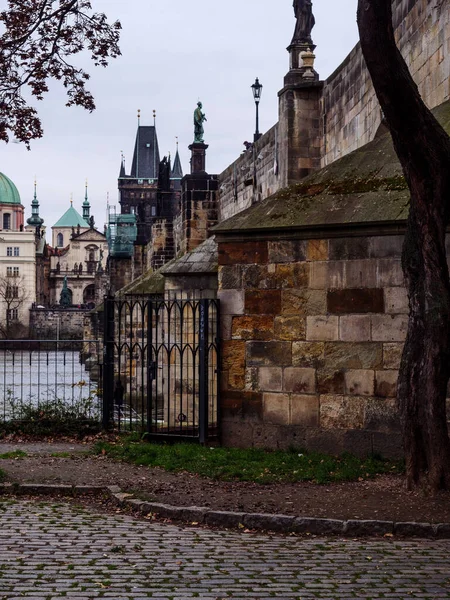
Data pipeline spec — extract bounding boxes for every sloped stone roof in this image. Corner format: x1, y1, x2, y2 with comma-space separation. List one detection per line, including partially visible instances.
160, 236, 218, 275
214, 100, 450, 235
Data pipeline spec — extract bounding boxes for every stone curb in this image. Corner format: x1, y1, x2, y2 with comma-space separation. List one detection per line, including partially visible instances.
0, 482, 448, 538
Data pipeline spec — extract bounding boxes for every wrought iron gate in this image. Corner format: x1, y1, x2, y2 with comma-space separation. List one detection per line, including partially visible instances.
102, 295, 220, 442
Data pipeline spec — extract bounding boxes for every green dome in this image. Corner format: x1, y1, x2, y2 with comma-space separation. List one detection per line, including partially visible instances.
0, 172, 21, 205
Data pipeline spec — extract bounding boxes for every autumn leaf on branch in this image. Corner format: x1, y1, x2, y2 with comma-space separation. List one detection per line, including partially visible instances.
0, 0, 121, 147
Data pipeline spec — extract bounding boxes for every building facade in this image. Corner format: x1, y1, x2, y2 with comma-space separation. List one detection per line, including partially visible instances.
0, 173, 36, 336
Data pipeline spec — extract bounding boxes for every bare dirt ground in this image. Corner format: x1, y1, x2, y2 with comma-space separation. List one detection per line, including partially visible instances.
0, 441, 449, 523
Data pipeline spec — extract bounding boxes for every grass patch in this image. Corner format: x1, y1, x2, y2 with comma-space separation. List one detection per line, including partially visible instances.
0, 450, 27, 459
93, 437, 404, 484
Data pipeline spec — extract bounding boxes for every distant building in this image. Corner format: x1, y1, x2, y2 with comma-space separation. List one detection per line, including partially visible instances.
48, 185, 108, 306
0, 173, 36, 336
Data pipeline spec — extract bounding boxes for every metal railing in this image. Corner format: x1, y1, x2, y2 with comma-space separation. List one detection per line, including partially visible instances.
0, 339, 102, 424
103, 295, 220, 442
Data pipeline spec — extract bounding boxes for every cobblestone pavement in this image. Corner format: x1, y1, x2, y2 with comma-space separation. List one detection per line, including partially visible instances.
0, 500, 449, 599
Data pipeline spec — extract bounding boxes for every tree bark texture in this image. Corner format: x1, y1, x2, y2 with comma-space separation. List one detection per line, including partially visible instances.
357, 0, 450, 490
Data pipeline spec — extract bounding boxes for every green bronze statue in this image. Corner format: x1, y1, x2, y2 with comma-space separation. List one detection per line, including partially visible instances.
59, 276, 72, 307
193, 101, 207, 143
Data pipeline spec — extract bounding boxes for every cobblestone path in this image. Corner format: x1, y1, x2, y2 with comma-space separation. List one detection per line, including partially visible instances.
0, 500, 449, 599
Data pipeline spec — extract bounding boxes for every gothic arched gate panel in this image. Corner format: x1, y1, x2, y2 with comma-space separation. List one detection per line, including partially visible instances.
102, 295, 219, 442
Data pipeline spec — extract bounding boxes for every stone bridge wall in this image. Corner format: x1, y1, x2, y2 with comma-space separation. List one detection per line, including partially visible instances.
321, 0, 449, 165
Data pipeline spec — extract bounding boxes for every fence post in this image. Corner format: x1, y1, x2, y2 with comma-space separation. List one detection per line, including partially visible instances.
102, 294, 115, 429
198, 299, 209, 444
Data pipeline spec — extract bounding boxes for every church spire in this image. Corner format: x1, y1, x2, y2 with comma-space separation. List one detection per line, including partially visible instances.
27, 179, 44, 230
171, 137, 183, 180
119, 151, 126, 178
82, 179, 90, 224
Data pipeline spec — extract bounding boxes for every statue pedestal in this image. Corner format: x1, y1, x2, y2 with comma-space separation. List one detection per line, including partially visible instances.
285, 41, 319, 85
189, 142, 208, 174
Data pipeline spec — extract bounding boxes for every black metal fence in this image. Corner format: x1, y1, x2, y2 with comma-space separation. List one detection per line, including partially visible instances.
103, 295, 220, 442
0, 340, 102, 423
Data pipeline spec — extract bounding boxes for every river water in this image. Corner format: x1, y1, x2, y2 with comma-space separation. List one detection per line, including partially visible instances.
0, 349, 101, 421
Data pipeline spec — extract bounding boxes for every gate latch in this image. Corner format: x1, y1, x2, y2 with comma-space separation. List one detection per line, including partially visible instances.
148, 361, 157, 381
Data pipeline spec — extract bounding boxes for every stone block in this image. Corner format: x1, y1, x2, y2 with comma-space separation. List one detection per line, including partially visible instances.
232, 315, 274, 341
307, 239, 328, 261
292, 341, 325, 368
222, 340, 245, 390
339, 315, 372, 342
268, 240, 306, 263
371, 315, 408, 341
306, 316, 339, 341
283, 367, 316, 394
217, 289, 244, 315
384, 287, 408, 314
345, 369, 375, 396
281, 289, 327, 316
376, 259, 404, 286
327, 288, 384, 314
274, 315, 306, 341
242, 264, 268, 289
220, 314, 233, 339
243, 513, 294, 532
247, 341, 292, 367
375, 370, 398, 398
258, 367, 283, 392
263, 393, 290, 425
309, 262, 328, 289
320, 395, 366, 429
344, 520, 394, 536
324, 342, 383, 369
272, 263, 309, 288
292, 517, 344, 535
245, 367, 259, 391
317, 368, 345, 394
345, 260, 378, 288
371, 431, 403, 459
218, 265, 242, 289
329, 238, 369, 260
368, 235, 403, 258
329, 237, 369, 260
245, 290, 281, 315
364, 398, 399, 432
383, 343, 403, 369
290, 394, 319, 426
218, 241, 268, 265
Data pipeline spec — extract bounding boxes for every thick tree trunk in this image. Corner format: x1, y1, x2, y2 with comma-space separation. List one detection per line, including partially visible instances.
357, 0, 450, 490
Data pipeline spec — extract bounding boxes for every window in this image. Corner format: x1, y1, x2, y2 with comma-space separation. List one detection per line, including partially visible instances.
3, 214, 10, 230
57, 233, 64, 247
151, 206, 156, 217
13, 247, 19, 256
6, 247, 12, 256
6, 286, 18, 299
7, 266, 19, 277
6, 308, 18, 321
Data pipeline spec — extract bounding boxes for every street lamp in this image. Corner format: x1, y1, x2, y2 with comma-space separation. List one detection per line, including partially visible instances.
251, 77, 263, 143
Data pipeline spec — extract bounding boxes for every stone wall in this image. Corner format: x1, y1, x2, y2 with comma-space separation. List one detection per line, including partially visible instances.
217, 125, 280, 222
148, 218, 175, 271
216, 0, 449, 211
217, 233, 411, 458
321, 0, 449, 165
30, 308, 89, 340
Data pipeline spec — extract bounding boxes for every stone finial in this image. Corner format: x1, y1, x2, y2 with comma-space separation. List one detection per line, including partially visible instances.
300, 48, 316, 79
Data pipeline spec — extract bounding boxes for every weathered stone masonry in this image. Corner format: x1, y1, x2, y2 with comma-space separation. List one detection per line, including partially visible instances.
217, 234, 410, 458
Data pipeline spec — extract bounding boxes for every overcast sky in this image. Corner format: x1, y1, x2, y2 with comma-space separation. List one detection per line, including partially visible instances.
1, 0, 359, 232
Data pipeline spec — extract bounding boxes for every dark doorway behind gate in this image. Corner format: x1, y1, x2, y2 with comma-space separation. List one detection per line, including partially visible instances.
102, 295, 220, 442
